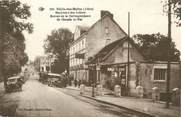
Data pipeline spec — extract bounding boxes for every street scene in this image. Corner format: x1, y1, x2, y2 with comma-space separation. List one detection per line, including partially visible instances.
1, 72, 145, 117
0, 0, 181, 117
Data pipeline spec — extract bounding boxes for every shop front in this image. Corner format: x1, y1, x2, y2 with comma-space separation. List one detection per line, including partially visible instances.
100, 64, 127, 96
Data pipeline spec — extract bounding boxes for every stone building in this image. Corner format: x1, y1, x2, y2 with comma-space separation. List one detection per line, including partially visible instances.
89, 37, 181, 101
69, 10, 180, 103
69, 10, 127, 84
39, 55, 55, 73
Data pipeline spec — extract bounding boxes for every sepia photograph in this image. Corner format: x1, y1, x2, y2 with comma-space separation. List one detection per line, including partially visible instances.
0, 0, 181, 117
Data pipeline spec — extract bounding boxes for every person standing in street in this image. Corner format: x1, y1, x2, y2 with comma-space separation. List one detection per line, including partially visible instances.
74, 79, 77, 87
78, 79, 81, 88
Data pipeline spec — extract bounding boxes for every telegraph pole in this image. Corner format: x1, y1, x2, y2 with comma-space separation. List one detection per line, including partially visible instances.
127, 12, 130, 96
166, 0, 171, 108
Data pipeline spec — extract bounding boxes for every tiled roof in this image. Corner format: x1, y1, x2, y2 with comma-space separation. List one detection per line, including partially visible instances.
89, 37, 126, 63
88, 37, 146, 64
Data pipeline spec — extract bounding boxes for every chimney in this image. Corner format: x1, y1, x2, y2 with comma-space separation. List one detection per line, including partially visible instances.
101, 10, 113, 19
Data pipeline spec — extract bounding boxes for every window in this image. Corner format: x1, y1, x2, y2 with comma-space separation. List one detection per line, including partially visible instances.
77, 43, 79, 51
154, 68, 167, 81
105, 27, 109, 34
70, 48, 72, 55
79, 42, 82, 51
123, 41, 132, 48
77, 58, 79, 65
75, 59, 77, 65
72, 59, 74, 66
75, 45, 77, 52
78, 59, 80, 65
82, 38, 86, 48
76, 44, 78, 52
72, 47, 74, 54
82, 40, 84, 46
70, 59, 72, 67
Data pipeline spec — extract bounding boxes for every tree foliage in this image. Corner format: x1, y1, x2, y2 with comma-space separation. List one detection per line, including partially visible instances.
0, 0, 32, 83
44, 28, 73, 73
11, 32, 28, 66
133, 33, 180, 61
172, 0, 181, 26
3, 34, 21, 76
0, 0, 33, 33
2, 33, 28, 77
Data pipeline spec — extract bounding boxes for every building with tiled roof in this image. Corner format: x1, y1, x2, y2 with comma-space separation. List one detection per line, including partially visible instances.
69, 10, 127, 84
69, 10, 180, 101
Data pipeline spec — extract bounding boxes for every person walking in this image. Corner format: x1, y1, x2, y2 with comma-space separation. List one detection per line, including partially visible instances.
74, 79, 77, 87
78, 79, 81, 88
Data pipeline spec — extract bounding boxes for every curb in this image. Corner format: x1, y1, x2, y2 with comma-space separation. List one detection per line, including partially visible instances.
81, 95, 155, 117
64, 87, 155, 117
66, 87, 80, 91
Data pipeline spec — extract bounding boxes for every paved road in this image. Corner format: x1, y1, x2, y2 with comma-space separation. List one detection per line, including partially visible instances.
0, 75, 136, 117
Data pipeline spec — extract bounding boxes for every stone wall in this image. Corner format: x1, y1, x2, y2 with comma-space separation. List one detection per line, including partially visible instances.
135, 62, 181, 98
86, 16, 126, 59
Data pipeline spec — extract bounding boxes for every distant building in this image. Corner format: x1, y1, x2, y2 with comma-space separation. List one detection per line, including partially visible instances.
69, 10, 127, 84
39, 55, 55, 73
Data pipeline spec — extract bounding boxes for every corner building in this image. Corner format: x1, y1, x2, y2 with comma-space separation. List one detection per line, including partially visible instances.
69, 10, 127, 85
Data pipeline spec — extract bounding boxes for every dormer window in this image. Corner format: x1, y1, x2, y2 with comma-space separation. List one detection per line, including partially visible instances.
105, 38, 111, 45
123, 41, 132, 48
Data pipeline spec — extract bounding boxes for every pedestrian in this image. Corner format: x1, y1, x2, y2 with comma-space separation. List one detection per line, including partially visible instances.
78, 79, 81, 88
69, 78, 72, 86
74, 79, 77, 87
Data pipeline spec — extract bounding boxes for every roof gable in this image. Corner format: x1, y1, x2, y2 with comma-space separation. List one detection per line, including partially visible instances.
86, 14, 127, 37
71, 13, 127, 46
89, 37, 146, 64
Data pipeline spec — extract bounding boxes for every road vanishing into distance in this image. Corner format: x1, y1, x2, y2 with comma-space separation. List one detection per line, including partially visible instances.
0, 74, 144, 117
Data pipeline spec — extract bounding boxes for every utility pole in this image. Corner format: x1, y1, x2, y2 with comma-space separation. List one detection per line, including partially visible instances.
127, 12, 130, 96
166, 0, 171, 108
91, 64, 95, 97
92, 55, 100, 97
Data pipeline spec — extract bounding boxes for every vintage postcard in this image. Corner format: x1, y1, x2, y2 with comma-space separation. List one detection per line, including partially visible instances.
0, 0, 180, 117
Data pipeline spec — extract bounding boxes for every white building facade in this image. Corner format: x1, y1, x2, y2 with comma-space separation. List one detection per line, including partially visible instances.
69, 10, 127, 85
39, 55, 55, 73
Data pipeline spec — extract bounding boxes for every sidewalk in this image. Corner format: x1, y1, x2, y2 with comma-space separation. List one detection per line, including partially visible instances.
65, 86, 180, 117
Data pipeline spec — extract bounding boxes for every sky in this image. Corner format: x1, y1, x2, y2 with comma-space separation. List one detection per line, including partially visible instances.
21, 0, 181, 61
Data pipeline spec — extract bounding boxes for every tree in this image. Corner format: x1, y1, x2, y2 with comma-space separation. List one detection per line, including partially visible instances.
133, 33, 180, 61
0, 0, 32, 87
0, 0, 33, 33
3, 34, 21, 77
2, 33, 29, 78
44, 28, 73, 73
172, 0, 181, 26
12, 32, 29, 66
